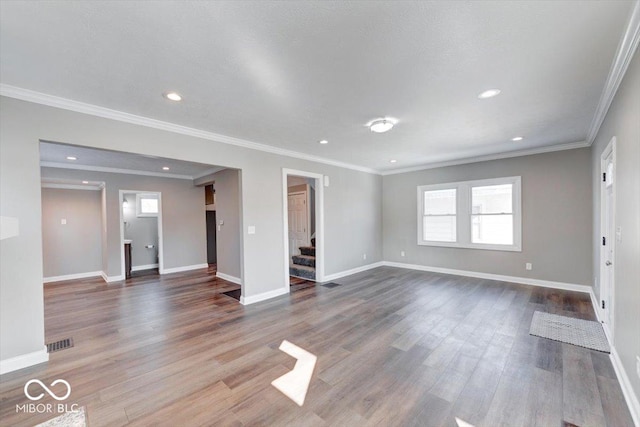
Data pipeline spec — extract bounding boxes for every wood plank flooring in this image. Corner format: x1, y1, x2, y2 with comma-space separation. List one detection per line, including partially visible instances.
0, 266, 633, 426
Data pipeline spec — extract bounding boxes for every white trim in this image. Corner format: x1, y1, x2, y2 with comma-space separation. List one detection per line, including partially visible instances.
192, 167, 226, 180
0, 346, 49, 375
120, 190, 164, 278
101, 271, 125, 283
382, 261, 591, 293
43, 271, 102, 283
587, 0, 640, 144
417, 176, 522, 252
2, 85, 598, 175
216, 272, 242, 285
610, 346, 640, 427
161, 263, 208, 275
381, 141, 589, 176
323, 261, 385, 282
599, 137, 617, 344
41, 182, 102, 191
282, 169, 325, 289
240, 286, 290, 305
41, 161, 195, 180
131, 263, 159, 272
0, 84, 377, 175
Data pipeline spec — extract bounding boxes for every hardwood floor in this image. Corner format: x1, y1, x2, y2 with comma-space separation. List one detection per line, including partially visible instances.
0, 266, 633, 426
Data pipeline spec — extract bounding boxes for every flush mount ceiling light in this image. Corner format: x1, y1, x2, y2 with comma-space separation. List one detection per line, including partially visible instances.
318, 140, 329, 144
369, 118, 396, 133
163, 91, 182, 102
390, 159, 397, 163
478, 89, 501, 99
66, 156, 77, 160
511, 136, 524, 141
162, 166, 170, 170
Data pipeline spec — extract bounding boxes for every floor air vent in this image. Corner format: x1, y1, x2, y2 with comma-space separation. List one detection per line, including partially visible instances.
47, 338, 74, 353
322, 282, 341, 288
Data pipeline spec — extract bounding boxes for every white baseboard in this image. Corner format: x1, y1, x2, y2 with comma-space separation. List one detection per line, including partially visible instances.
216, 272, 242, 285
101, 271, 125, 283
382, 261, 591, 294
610, 345, 640, 426
43, 271, 102, 283
323, 261, 385, 282
161, 263, 208, 275
240, 286, 289, 305
0, 346, 48, 375
131, 263, 159, 272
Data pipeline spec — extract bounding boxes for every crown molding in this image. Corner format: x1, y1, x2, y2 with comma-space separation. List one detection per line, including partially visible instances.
587, 0, 640, 144
192, 166, 226, 180
0, 84, 379, 175
40, 161, 199, 180
41, 183, 102, 191
380, 140, 590, 176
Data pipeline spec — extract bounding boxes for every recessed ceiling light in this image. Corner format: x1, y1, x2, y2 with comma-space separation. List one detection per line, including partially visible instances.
162, 166, 170, 170
390, 159, 397, 163
478, 89, 501, 99
66, 156, 77, 161
82, 180, 89, 184
163, 92, 182, 102
511, 136, 524, 141
319, 140, 329, 144
369, 119, 395, 133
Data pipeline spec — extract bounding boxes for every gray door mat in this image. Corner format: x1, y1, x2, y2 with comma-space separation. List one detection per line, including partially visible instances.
529, 311, 610, 353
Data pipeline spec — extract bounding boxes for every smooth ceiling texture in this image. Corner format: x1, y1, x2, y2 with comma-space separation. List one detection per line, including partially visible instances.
40, 142, 222, 178
0, 1, 634, 171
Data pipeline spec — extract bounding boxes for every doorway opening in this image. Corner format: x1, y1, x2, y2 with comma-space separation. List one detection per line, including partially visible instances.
282, 169, 324, 288
599, 137, 616, 342
119, 190, 163, 279
205, 184, 217, 266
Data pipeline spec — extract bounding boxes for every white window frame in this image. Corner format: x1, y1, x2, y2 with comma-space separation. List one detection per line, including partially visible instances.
417, 176, 522, 252
136, 193, 159, 217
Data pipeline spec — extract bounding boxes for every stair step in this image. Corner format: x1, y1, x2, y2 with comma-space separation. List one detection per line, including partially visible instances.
292, 255, 315, 267
289, 264, 315, 280
299, 246, 316, 256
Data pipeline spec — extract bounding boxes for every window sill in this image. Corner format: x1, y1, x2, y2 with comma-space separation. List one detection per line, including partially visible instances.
417, 241, 522, 252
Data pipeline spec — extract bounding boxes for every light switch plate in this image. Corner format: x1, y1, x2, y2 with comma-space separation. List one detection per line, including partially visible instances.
248, 226, 256, 235
61, 218, 67, 225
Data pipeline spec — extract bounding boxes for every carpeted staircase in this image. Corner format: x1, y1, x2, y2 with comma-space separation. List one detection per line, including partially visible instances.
290, 238, 316, 280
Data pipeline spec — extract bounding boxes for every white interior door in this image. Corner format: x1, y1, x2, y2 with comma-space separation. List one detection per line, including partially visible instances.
288, 192, 309, 258
600, 146, 615, 337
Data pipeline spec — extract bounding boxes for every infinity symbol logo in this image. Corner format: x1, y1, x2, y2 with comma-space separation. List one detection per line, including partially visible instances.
24, 379, 71, 401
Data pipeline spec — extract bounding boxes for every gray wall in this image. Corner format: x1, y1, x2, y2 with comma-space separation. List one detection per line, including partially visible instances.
0, 95, 383, 363
590, 47, 640, 402
41, 188, 102, 278
0, 111, 46, 361
123, 193, 159, 269
383, 148, 593, 285
40, 167, 207, 278
212, 169, 242, 279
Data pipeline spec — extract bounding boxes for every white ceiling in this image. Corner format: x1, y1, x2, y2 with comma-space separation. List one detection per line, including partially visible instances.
40, 141, 223, 180
0, 1, 635, 172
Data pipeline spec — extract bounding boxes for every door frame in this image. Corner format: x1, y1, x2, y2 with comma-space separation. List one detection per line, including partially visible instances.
282, 169, 324, 285
119, 189, 164, 277
599, 137, 616, 342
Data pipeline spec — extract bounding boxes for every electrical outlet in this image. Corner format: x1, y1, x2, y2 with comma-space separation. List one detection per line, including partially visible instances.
363, 253, 367, 260
401, 251, 405, 257
60, 218, 67, 225
636, 356, 640, 380
525, 263, 532, 270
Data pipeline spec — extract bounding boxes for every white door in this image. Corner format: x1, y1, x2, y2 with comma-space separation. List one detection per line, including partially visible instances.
288, 192, 309, 258
600, 143, 615, 337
